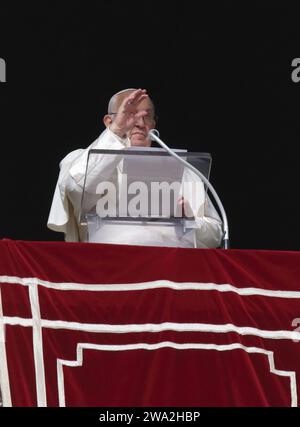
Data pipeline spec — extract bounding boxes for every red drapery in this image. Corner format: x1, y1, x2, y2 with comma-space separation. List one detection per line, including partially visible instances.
0, 239, 299, 407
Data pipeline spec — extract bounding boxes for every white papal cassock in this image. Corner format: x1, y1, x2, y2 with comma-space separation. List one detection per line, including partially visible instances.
47, 128, 223, 248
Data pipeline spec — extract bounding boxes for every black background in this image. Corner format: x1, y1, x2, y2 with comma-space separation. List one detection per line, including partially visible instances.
0, 1, 299, 250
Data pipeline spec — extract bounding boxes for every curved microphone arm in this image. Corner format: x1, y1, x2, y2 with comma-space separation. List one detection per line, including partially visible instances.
148, 129, 230, 249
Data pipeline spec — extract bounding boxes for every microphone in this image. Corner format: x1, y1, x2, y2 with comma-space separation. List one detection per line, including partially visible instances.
148, 129, 230, 249
149, 129, 160, 141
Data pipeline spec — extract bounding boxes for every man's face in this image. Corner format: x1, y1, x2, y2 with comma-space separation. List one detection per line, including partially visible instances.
127, 97, 156, 147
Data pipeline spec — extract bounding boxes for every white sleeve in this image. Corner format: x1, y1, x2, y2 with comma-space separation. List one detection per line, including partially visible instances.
181, 168, 224, 248
47, 149, 84, 240
194, 196, 224, 248
69, 128, 128, 188
47, 128, 129, 241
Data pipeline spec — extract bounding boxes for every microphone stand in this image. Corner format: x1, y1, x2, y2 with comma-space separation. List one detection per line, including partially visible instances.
148, 129, 230, 249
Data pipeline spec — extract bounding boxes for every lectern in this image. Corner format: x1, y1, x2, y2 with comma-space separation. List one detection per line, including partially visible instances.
79, 148, 212, 248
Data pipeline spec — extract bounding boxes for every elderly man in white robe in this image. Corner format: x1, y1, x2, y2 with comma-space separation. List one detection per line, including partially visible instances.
48, 88, 223, 248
